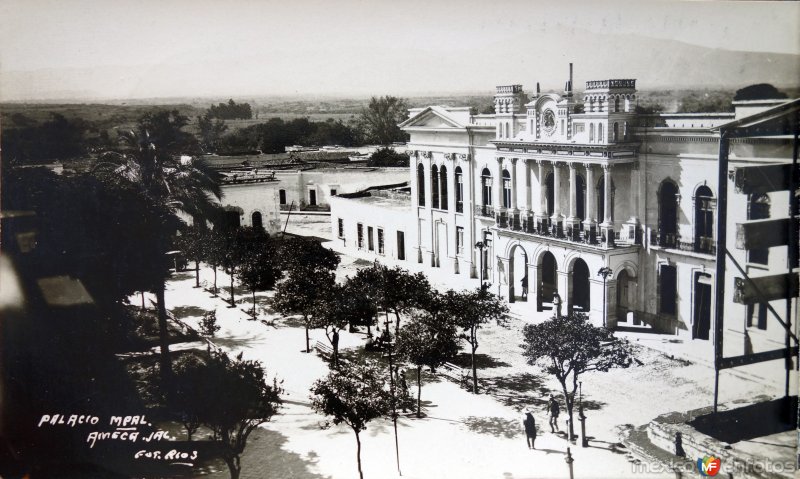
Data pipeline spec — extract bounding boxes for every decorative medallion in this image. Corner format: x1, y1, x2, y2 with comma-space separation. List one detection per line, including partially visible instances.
542, 109, 556, 136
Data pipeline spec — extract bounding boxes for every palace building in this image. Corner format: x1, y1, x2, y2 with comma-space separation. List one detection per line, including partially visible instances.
329, 66, 798, 366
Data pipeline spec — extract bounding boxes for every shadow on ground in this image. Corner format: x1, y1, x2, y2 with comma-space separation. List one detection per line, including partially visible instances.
481, 372, 554, 410
451, 352, 511, 369
203, 427, 331, 479
172, 305, 209, 319
462, 416, 520, 439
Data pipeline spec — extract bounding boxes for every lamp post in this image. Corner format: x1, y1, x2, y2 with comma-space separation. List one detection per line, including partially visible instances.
578, 381, 588, 447
476, 241, 486, 291
597, 266, 613, 328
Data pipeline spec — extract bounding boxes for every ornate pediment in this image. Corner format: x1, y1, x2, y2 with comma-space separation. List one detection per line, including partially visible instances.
399, 106, 467, 129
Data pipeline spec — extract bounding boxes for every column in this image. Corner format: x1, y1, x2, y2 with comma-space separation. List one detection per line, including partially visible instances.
600, 164, 614, 246
551, 161, 563, 237
584, 163, 597, 243
565, 162, 580, 240
535, 159, 548, 233
523, 159, 532, 231
624, 162, 641, 244
510, 158, 519, 229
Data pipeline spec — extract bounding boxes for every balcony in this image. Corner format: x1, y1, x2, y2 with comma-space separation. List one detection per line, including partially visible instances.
474, 204, 495, 219
649, 231, 716, 256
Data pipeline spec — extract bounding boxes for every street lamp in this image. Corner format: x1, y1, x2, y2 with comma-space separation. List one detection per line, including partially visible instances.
475, 241, 486, 291
578, 381, 588, 447
597, 267, 613, 328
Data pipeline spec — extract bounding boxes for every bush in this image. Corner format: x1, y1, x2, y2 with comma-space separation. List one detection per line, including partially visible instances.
200, 311, 221, 336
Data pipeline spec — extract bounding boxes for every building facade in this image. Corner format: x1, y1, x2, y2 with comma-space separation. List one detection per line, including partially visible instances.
330, 71, 797, 370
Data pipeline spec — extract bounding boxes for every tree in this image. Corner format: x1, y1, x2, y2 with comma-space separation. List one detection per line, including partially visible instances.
279, 236, 341, 273
272, 270, 337, 352
520, 312, 636, 442
237, 237, 283, 318
314, 280, 376, 367
733, 83, 787, 101
175, 226, 206, 288
352, 264, 431, 335
442, 288, 508, 393
203, 229, 227, 296
200, 349, 282, 479
91, 114, 223, 381
170, 352, 209, 440
366, 147, 409, 167
197, 113, 228, 152
310, 361, 393, 479
359, 96, 410, 145
395, 313, 459, 417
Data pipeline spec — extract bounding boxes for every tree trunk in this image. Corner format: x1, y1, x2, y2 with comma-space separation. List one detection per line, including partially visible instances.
252, 289, 257, 318
561, 384, 575, 442
141, 291, 146, 311
212, 266, 218, 296
229, 272, 235, 306
305, 321, 310, 353
155, 283, 172, 384
354, 430, 363, 479
471, 342, 478, 394
394, 311, 401, 336
195, 260, 200, 288
224, 455, 241, 479
416, 366, 422, 418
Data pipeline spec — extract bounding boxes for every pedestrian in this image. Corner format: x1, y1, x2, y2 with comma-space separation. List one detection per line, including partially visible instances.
523, 411, 537, 449
521, 275, 529, 299
547, 395, 561, 433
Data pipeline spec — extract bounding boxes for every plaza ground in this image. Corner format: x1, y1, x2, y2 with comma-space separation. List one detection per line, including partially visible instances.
139, 237, 791, 479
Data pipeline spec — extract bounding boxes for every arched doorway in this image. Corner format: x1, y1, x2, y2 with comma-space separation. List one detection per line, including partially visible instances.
658, 180, 679, 247
694, 185, 714, 254
571, 259, 590, 313
251, 211, 263, 230
545, 173, 554, 216
576, 175, 586, 227
617, 270, 630, 323
508, 245, 529, 303
538, 251, 557, 311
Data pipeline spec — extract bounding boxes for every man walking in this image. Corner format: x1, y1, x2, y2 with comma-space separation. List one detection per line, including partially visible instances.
547, 395, 560, 433
522, 411, 537, 449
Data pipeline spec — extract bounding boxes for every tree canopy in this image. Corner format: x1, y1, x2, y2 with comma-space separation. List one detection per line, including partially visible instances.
208, 99, 253, 120
358, 96, 410, 145
366, 147, 410, 167
520, 312, 635, 441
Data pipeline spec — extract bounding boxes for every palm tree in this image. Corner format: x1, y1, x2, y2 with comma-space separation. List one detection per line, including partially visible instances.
91, 117, 222, 382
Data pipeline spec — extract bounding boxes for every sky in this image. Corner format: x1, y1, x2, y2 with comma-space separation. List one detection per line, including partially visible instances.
1, 0, 798, 100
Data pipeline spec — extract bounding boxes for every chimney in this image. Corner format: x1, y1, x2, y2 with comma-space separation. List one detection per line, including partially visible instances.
536, 82, 540, 94
566, 63, 574, 96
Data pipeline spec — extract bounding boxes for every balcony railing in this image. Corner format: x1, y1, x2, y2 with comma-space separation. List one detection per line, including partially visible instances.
649, 230, 715, 255
474, 204, 495, 219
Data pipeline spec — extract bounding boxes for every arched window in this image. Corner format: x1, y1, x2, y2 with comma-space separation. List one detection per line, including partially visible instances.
455, 166, 464, 213
614, 97, 620, 112
481, 168, 492, 207
598, 123, 604, 143
506, 122, 511, 138
502, 169, 512, 208
658, 180, 679, 247
251, 211, 263, 230
440, 165, 448, 211
694, 185, 714, 253
613, 122, 619, 142
431, 165, 440, 209
748, 193, 770, 264
589, 124, 595, 142
624, 121, 629, 141
417, 163, 425, 206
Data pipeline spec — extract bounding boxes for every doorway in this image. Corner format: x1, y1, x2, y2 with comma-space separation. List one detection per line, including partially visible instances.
571, 259, 590, 313
539, 251, 557, 311
693, 273, 712, 340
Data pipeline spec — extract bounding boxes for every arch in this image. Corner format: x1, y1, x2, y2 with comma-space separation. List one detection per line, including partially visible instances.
455, 166, 464, 213
417, 163, 425, 206
614, 97, 620, 112
507, 243, 530, 303
251, 211, 263, 230
589, 123, 595, 142
570, 258, 590, 314
694, 185, 714, 253
481, 168, 493, 207
502, 169, 512, 208
598, 123, 604, 143
537, 250, 559, 311
431, 165, 440, 208
613, 122, 619, 142
658, 179, 679, 247
616, 269, 631, 323
439, 165, 448, 211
